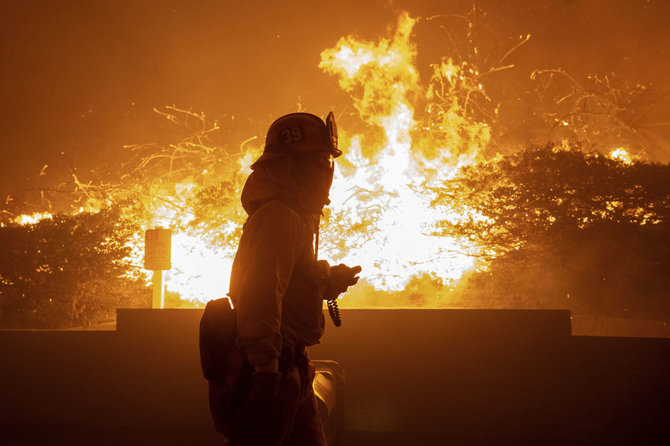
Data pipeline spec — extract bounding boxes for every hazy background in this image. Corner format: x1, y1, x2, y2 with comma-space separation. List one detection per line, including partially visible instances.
1, 0, 669, 210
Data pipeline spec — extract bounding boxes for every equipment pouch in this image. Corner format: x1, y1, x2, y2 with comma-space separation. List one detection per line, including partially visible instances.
199, 296, 238, 380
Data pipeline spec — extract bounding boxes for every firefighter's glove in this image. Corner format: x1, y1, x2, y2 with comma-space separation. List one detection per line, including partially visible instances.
237, 371, 282, 428
324, 263, 362, 301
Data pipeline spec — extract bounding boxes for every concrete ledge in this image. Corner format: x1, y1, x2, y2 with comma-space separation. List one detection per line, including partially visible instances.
1, 308, 669, 445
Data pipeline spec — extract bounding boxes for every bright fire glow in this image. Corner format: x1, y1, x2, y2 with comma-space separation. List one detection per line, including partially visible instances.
165, 231, 234, 302
609, 147, 633, 164
318, 12, 480, 290
126, 12, 484, 301
13, 12, 489, 304
122, 181, 242, 303
12, 212, 53, 225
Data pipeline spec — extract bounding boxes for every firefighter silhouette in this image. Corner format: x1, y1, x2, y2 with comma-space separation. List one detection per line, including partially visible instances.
211, 112, 361, 445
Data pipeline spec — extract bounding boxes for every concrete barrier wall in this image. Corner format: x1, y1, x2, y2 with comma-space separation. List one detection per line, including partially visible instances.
1, 309, 668, 444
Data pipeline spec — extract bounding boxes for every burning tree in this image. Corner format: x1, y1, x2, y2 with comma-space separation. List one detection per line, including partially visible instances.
526, 70, 661, 158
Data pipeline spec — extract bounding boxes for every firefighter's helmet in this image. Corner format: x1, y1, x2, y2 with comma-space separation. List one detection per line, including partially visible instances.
251, 112, 341, 169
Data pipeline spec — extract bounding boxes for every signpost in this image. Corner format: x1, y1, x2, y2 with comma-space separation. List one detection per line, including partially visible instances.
144, 228, 172, 309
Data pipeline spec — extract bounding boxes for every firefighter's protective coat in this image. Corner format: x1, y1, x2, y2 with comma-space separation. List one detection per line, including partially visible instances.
229, 158, 326, 370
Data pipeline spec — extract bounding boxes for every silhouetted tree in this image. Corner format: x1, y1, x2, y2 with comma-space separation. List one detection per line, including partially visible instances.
439, 145, 670, 319
0, 209, 147, 328
434, 144, 670, 257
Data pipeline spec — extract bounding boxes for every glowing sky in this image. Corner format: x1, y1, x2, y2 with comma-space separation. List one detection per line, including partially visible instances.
1, 0, 669, 211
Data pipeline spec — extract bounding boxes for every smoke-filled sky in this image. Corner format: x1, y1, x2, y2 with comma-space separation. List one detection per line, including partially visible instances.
1, 0, 669, 211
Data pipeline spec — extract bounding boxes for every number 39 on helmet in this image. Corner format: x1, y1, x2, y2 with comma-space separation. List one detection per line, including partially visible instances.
251, 112, 342, 169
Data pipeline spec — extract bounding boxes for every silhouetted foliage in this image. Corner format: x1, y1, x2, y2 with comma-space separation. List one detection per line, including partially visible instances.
0, 209, 148, 328
449, 222, 670, 318
526, 71, 660, 157
439, 145, 670, 319
435, 144, 670, 257
187, 175, 247, 248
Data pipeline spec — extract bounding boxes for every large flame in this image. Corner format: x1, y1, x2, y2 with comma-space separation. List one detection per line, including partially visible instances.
318, 12, 480, 290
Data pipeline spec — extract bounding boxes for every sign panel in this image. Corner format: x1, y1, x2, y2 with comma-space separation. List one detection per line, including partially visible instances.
144, 228, 172, 270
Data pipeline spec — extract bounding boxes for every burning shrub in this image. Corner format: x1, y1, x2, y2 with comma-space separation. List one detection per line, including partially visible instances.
527, 70, 658, 158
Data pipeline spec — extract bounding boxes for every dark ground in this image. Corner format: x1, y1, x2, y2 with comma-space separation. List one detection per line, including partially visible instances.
4, 310, 668, 445
1, 426, 593, 445
2, 427, 438, 446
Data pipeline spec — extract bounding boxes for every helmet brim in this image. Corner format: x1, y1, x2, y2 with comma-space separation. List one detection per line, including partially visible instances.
250, 146, 342, 170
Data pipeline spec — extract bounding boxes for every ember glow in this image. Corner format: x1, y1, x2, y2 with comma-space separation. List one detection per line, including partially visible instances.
11, 212, 53, 226
609, 147, 633, 165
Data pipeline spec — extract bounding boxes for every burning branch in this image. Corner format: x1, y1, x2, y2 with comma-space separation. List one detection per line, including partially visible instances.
529, 69, 657, 156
